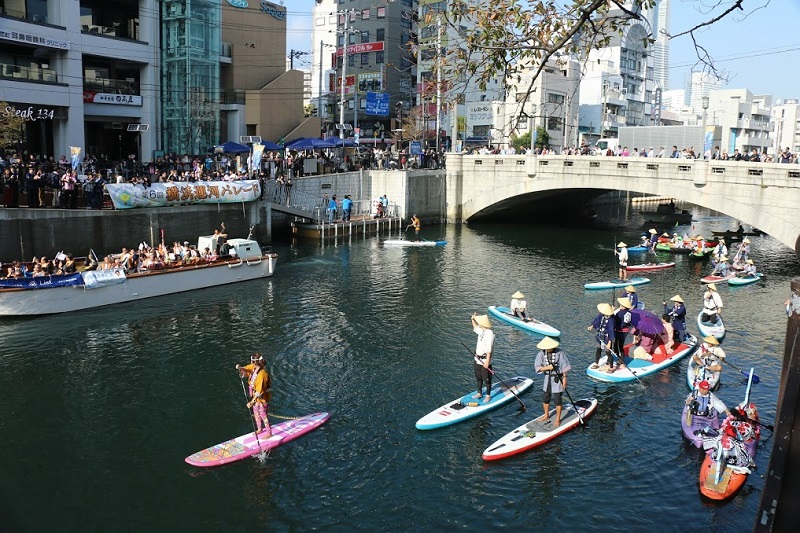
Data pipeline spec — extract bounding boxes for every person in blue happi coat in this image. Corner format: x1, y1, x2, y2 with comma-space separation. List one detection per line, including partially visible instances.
588, 303, 618, 372
664, 294, 687, 343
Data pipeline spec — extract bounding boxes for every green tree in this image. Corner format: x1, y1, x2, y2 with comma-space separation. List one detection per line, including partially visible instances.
533, 127, 549, 151
511, 131, 530, 152
0, 102, 26, 150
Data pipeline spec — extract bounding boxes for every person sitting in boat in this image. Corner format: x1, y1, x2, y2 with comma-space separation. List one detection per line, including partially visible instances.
620, 285, 639, 309
615, 242, 628, 281
30, 263, 46, 277
630, 325, 659, 356
639, 235, 649, 248
687, 380, 730, 419
588, 303, 617, 371
671, 233, 684, 248
713, 238, 728, 262
704, 408, 757, 469
59, 254, 77, 275
701, 284, 724, 324
692, 336, 726, 390
710, 256, 730, 277
510, 291, 530, 321
739, 259, 758, 278
663, 295, 687, 342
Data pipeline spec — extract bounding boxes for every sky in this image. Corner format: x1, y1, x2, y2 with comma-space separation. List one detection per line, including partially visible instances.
285, 0, 800, 101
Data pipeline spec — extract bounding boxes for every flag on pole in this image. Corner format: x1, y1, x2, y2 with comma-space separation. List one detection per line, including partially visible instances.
251, 143, 265, 172
69, 146, 82, 169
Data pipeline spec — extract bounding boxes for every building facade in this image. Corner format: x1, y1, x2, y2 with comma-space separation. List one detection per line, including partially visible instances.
1, 0, 160, 163
772, 99, 800, 155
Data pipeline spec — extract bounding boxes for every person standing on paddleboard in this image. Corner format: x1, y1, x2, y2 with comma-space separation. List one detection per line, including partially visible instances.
664, 294, 687, 342
471, 314, 494, 402
534, 336, 571, 428
613, 297, 633, 356
588, 303, 617, 372
236, 354, 272, 436
702, 284, 724, 325
510, 291, 530, 321
411, 214, 421, 241
615, 242, 628, 281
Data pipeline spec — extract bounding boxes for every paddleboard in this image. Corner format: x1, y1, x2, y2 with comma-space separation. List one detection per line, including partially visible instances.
583, 277, 650, 290
626, 245, 649, 253
626, 262, 675, 272
185, 412, 330, 467
415, 376, 534, 430
384, 239, 446, 247
701, 274, 735, 284
696, 311, 725, 340
728, 273, 763, 286
487, 306, 561, 336
586, 335, 698, 383
482, 398, 597, 461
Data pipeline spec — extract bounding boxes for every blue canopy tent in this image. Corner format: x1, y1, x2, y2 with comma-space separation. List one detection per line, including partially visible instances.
219, 141, 250, 153
284, 137, 337, 150
259, 140, 283, 151
327, 138, 357, 147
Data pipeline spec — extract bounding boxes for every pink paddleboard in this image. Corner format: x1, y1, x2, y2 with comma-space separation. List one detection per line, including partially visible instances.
185, 412, 330, 467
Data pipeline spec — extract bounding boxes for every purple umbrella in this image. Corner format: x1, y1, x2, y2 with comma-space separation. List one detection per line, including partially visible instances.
629, 308, 665, 335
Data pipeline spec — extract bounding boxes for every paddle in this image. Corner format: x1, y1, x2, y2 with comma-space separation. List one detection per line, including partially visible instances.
239, 377, 266, 459
459, 342, 526, 412
609, 348, 645, 386
722, 359, 761, 383
551, 367, 586, 426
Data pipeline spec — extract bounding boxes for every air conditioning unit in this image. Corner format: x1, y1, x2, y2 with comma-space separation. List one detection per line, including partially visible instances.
127, 124, 150, 132
239, 135, 261, 143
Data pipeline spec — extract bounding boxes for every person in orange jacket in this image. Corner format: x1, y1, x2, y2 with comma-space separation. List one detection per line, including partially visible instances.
236, 353, 272, 436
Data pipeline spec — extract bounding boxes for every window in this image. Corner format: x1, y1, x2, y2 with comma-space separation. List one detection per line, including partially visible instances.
361, 53, 369, 65
348, 55, 355, 67
349, 33, 356, 45
376, 51, 384, 64
338, 35, 344, 47
361, 9, 370, 20
547, 116, 562, 131
361, 31, 369, 43
316, 17, 325, 26
377, 7, 386, 18
376, 28, 384, 41
473, 125, 490, 136
547, 93, 565, 104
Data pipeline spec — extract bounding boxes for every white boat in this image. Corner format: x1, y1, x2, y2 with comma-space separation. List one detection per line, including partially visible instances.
384, 239, 446, 247
0, 238, 277, 316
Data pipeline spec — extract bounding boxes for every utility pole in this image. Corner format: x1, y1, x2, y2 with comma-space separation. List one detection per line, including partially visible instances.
338, 9, 356, 140
319, 40, 325, 132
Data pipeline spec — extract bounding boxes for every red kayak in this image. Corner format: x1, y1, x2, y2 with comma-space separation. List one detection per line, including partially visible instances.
701, 274, 735, 284
627, 262, 676, 272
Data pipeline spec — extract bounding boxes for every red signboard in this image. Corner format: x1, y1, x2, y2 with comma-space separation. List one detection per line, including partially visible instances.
335, 41, 385, 57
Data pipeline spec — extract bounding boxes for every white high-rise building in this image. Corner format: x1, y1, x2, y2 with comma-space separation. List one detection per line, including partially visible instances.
641, 0, 670, 91
689, 71, 723, 111
771, 99, 800, 155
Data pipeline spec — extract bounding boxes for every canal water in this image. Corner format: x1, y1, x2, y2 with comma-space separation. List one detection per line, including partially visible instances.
0, 202, 796, 531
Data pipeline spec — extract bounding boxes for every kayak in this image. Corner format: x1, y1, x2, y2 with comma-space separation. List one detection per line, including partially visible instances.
488, 306, 561, 336
728, 273, 763, 286
697, 311, 725, 340
701, 274, 735, 284
583, 277, 650, 290
384, 239, 446, 247
681, 404, 720, 448
586, 335, 698, 383
686, 354, 720, 391
655, 243, 691, 254
690, 249, 714, 260
626, 262, 675, 272
185, 412, 330, 467
415, 376, 534, 430
482, 398, 598, 461
699, 436, 758, 500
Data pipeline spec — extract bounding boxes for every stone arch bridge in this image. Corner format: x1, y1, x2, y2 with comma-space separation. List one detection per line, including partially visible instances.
445, 154, 800, 256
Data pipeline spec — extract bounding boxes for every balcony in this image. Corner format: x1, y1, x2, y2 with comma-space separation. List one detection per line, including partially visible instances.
0, 62, 58, 83
81, 19, 139, 40
0, 6, 47, 24
84, 76, 138, 95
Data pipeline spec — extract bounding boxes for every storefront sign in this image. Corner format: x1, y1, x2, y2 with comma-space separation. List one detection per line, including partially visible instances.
226, 0, 249, 7
2, 104, 58, 121
106, 180, 261, 209
83, 91, 143, 106
335, 41, 385, 57
467, 103, 494, 122
260, 1, 285, 19
0, 29, 69, 50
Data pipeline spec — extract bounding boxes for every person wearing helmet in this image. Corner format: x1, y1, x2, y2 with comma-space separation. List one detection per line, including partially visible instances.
686, 379, 730, 418
236, 353, 272, 436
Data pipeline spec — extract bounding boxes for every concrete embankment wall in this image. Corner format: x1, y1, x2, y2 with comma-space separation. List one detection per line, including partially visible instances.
1, 170, 448, 261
